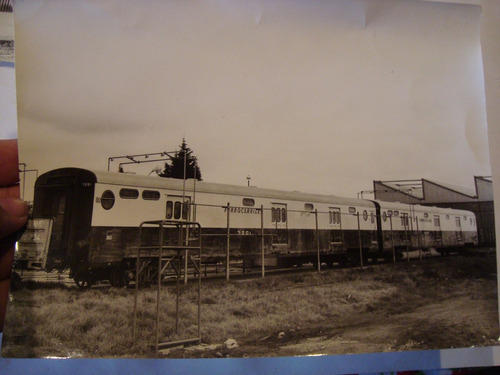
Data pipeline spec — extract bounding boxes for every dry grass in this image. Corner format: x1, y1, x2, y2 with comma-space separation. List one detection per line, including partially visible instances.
2, 253, 498, 358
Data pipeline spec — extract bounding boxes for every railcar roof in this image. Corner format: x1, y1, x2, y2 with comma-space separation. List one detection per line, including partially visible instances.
90, 169, 373, 207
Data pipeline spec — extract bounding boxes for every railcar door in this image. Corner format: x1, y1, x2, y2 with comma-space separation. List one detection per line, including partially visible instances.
271, 203, 288, 248
329, 207, 343, 250
401, 212, 411, 246
455, 216, 463, 243
433, 215, 443, 245
36, 187, 70, 262
164, 195, 193, 247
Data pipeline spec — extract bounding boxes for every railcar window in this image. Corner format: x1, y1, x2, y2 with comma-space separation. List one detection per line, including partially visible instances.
363, 210, 368, 221
401, 215, 409, 227
271, 207, 286, 222
329, 210, 340, 224
382, 212, 387, 222
424, 213, 429, 218
393, 211, 399, 217
329, 211, 341, 224
243, 198, 255, 207
142, 190, 160, 200
272, 208, 280, 222
174, 202, 180, 219
166, 201, 173, 219
349, 207, 356, 214
446, 215, 450, 220
387, 210, 393, 217
434, 216, 440, 227
329, 211, 341, 225
120, 188, 139, 199
101, 190, 115, 210
174, 201, 182, 219
370, 212, 375, 224
304, 203, 314, 211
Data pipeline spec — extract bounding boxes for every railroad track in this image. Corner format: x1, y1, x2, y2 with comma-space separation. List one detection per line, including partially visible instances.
13, 247, 495, 289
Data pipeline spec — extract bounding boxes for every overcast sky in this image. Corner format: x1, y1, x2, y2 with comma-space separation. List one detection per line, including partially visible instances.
12, 0, 490, 200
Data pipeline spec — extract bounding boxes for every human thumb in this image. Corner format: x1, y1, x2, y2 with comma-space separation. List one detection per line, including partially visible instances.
0, 198, 28, 240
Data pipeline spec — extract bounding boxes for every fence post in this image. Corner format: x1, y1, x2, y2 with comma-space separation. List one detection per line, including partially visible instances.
184, 235, 188, 285
226, 202, 230, 281
357, 212, 364, 268
315, 209, 321, 272
416, 217, 422, 261
156, 222, 163, 351
405, 215, 410, 262
390, 215, 395, 264
176, 224, 181, 333
133, 225, 142, 343
261, 204, 265, 278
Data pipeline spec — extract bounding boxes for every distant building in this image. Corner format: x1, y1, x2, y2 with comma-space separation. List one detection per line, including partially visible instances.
373, 177, 495, 246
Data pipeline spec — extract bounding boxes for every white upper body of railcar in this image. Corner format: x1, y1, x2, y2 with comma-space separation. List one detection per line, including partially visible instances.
89, 170, 377, 231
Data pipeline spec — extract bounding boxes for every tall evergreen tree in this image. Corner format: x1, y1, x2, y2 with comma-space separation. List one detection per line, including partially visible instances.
159, 139, 202, 180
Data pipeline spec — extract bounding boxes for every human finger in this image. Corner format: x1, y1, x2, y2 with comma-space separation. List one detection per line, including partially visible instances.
0, 185, 22, 199
0, 198, 25, 332
0, 198, 28, 239
0, 139, 20, 187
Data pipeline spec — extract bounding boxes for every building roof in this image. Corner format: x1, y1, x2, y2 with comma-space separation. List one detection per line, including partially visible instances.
423, 179, 477, 198
374, 180, 424, 199
476, 176, 492, 182
374, 178, 484, 202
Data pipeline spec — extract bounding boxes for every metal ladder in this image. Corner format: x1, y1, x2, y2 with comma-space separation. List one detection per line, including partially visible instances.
132, 220, 202, 354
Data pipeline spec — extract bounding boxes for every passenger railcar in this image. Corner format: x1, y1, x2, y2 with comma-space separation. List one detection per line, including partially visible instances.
16, 168, 478, 286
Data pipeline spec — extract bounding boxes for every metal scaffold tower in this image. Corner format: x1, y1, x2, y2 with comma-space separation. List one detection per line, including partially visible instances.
132, 220, 202, 354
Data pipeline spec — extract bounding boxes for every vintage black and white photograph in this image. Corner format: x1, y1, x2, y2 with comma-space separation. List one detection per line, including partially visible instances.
2, 0, 498, 359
